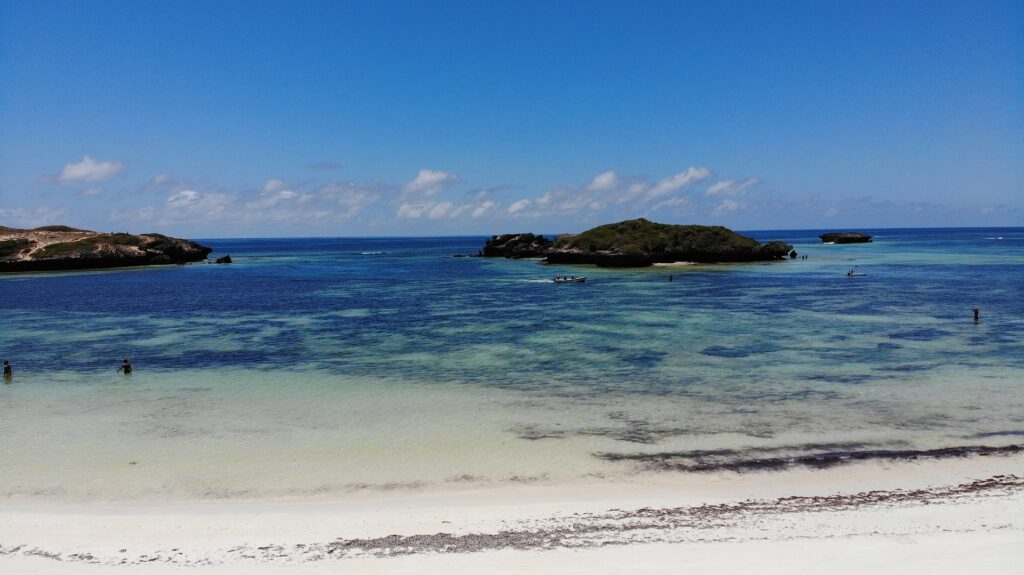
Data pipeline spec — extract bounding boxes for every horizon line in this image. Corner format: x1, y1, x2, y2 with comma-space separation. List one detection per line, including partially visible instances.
187, 225, 1023, 242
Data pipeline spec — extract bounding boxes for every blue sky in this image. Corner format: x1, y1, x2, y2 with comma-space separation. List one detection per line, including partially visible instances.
1, 0, 1021, 237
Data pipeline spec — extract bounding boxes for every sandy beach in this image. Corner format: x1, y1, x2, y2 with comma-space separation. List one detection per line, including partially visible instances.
4, 0, 1022, 571
3, 454, 1022, 573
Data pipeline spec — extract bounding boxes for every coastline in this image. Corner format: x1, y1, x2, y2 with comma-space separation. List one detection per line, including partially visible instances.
3, 229, 1022, 572
2, 454, 1022, 573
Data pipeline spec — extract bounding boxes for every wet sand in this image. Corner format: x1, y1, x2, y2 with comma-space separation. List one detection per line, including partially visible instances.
2, 454, 1022, 573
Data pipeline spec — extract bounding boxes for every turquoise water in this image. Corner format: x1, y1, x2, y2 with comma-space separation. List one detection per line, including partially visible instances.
1, 228, 1022, 501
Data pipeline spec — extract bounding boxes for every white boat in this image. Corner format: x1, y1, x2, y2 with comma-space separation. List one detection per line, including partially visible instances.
553, 276, 586, 283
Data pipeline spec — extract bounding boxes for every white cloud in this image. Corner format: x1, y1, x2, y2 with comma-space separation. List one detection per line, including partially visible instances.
396, 202, 430, 219
403, 169, 459, 197
81, 187, 104, 196
57, 156, 124, 184
246, 190, 299, 210
626, 182, 648, 197
472, 201, 496, 218
105, 174, 389, 228
138, 173, 193, 194
508, 199, 530, 214
706, 177, 760, 196
500, 166, 717, 220
652, 196, 693, 211
318, 182, 383, 209
167, 190, 200, 208
530, 185, 603, 214
164, 191, 234, 220
428, 201, 454, 220
585, 170, 620, 192
647, 167, 711, 199
79, 164, 784, 233
824, 207, 839, 217
246, 179, 298, 208
711, 199, 741, 216
262, 179, 287, 193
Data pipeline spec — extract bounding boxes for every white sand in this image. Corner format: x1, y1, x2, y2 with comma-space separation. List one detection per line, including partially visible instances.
651, 261, 699, 267
2, 455, 1022, 574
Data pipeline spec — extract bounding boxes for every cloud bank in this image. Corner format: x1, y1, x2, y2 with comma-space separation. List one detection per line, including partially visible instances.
94, 165, 772, 233
14, 161, 1004, 236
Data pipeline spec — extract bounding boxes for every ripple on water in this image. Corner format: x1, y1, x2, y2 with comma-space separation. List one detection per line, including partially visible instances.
0, 230, 1022, 501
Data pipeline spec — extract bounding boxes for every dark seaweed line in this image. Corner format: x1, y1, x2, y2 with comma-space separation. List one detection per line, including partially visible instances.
2, 475, 1021, 565
594, 444, 1024, 472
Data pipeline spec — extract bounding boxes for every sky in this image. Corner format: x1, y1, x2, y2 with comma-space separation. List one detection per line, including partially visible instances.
1, 0, 1021, 237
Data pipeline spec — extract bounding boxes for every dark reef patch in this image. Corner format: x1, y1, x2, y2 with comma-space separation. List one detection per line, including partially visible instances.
800, 374, 875, 385
884, 364, 934, 373
595, 443, 1022, 473
701, 342, 780, 358
965, 431, 1024, 439
615, 349, 666, 368
887, 328, 953, 342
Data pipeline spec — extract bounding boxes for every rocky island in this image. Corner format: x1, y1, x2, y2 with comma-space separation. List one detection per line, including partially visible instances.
0, 225, 213, 272
820, 232, 872, 244
479, 233, 553, 258
481, 219, 792, 267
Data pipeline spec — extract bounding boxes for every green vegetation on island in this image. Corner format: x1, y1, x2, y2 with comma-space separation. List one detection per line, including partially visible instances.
479, 218, 792, 267
0, 226, 213, 272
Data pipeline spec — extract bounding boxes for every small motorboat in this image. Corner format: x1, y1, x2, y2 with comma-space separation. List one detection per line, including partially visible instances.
553, 276, 586, 283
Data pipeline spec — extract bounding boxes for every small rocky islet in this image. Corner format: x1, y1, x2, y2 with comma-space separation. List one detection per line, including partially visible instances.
479, 232, 552, 258
820, 232, 872, 244
0, 225, 213, 272
480, 218, 793, 267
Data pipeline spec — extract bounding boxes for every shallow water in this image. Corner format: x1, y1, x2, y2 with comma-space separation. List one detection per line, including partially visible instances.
1, 228, 1022, 501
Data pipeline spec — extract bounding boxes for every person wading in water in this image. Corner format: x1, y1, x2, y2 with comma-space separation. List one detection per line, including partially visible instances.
117, 358, 133, 375
3, 360, 11, 380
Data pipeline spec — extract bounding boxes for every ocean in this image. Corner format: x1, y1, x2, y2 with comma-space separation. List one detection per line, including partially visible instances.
1, 227, 1022, 502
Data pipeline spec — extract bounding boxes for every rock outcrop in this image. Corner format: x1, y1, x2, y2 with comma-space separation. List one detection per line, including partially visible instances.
820, 232, 872, 244
541, 218, 792, 268
479, 233, 553, 258
0, 226, 213, 272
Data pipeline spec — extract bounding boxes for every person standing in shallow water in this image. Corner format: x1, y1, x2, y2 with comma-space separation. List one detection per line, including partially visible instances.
3, 360, 11, 380
117, 358, 132, 375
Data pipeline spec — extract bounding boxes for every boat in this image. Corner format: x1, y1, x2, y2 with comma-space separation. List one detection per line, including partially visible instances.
553, 276, 586, 283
